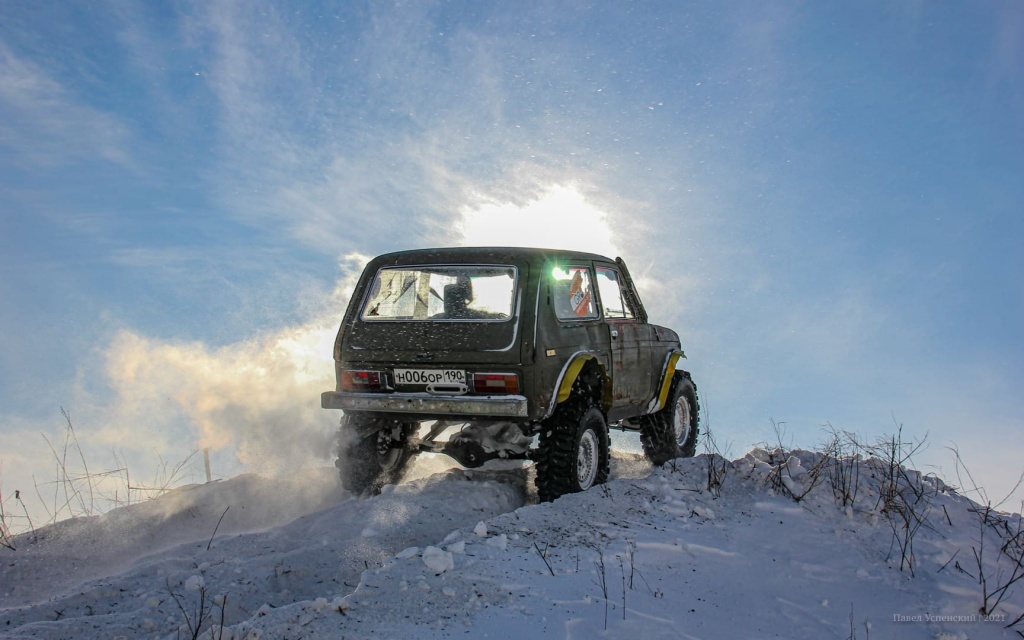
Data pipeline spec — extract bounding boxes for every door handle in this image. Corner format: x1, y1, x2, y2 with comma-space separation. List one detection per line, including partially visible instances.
611, 329, 619, 339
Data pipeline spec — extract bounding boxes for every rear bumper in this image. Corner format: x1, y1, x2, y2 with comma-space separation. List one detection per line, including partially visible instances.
321, 391, 529, 418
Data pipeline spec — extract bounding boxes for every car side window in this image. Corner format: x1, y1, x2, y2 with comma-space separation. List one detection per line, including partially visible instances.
552, 266, 598, 320
596, 268, 635, 319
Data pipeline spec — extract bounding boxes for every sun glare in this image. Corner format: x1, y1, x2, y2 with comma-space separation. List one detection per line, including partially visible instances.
456, 184, 620, 258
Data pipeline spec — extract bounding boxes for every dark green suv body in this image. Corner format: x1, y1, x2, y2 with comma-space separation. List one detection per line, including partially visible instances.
322, 247, 699, 501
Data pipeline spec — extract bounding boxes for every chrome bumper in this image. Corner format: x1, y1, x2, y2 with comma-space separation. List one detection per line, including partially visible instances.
321, 391, 529, 418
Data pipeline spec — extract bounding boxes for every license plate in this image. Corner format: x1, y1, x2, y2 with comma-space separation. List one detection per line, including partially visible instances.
393, 368, 466, 386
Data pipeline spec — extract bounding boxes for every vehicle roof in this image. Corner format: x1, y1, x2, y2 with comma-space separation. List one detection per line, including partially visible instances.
370, 246, 617, 266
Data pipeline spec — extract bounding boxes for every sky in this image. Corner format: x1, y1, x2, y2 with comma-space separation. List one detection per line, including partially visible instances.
1, 1, 1022, 519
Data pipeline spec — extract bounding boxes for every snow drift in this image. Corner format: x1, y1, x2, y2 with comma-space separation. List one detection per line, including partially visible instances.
1, 450, 1022, 639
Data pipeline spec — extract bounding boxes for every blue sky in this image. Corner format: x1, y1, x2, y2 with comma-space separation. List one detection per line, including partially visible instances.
1, 2, 1022, 510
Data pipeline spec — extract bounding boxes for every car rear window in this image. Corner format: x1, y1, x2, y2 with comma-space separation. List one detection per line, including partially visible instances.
360, 265, 517, 321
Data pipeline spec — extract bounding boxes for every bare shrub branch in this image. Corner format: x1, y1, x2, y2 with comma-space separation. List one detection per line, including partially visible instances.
207, 506, 231, 551
950, 446, 1024, 620
822, 425, 861, 508
701, 425, 730, 497
166, 579, 212, 640
533, 541, 555, 576
166, 579, 229, 640
6, 410, 198, 536
863, 424, 935, 576
752, 420, 828, 503
584, 540, 609, 630
0, 486, 16, 551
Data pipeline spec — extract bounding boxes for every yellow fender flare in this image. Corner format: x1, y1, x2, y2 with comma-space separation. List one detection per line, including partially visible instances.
647, 350, 685, 414
548, 352, 612, 418
555, 353, 598, 404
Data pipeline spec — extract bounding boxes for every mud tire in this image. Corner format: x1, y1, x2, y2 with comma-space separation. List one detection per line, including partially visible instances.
536, 401, 610, 502
640, 372, 699, 465
335, 413, 415, 495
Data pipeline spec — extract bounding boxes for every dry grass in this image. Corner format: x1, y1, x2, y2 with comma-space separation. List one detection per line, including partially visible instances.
949, 445, 1024, 624
0, 407, 196, 540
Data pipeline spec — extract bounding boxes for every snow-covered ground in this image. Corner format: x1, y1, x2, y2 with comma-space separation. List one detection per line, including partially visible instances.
2, 449, 1022, 639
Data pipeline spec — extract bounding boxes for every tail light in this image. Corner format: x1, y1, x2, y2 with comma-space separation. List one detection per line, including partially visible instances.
471, 373, 520, 395
340, 370, 390, 392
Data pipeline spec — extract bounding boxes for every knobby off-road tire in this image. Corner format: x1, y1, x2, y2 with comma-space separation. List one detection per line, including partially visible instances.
640, 372, 699, 465
335, 413, 415, 496
535, 401, 610, 502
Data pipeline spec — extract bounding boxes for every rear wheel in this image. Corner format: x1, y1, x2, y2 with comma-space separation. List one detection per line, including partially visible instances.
640, 372, 699, 465
536, 401, 610, 502
335, 413, 416, 495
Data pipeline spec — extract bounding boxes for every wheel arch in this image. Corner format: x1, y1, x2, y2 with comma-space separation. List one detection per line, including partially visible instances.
645, 350, 688, 414
544, 352, 611, 418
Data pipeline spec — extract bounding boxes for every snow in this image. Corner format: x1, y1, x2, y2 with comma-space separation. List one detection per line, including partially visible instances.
2, 451, 1022, 639
422, 546, 455, 574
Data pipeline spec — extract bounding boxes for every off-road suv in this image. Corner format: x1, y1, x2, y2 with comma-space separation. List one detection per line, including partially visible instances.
322, 247, 699, 501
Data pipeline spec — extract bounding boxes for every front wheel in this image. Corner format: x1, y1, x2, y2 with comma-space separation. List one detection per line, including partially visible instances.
640, 372, 699, 465
536, 402, 610, 502
335, 414, 416, 495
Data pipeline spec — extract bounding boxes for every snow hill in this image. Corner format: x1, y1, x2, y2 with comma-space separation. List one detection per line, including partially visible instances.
1, 450, 1022, 639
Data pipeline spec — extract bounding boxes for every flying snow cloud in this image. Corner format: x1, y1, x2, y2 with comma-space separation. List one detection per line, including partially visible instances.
77, 256, 368, 482
101, 325, 336, 472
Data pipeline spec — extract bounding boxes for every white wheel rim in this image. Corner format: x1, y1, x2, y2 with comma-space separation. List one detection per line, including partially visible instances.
577, 428, 599, 489
674, 396, 692, 445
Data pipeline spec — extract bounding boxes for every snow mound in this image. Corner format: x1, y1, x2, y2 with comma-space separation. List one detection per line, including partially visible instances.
3, 451, 1023, 639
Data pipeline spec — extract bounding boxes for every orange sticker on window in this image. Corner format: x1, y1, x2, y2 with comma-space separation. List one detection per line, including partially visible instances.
569, 271, 592, 317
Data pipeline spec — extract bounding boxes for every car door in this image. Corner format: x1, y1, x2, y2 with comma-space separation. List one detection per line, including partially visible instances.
595, 264, 653, 410
547, 263, 606, 355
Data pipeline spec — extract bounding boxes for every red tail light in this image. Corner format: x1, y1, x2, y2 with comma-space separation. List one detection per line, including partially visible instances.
471, 373, 520, 395
340, 370, 389, 392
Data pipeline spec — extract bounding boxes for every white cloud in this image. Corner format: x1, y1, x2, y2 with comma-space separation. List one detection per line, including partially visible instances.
456, 183, 620, 257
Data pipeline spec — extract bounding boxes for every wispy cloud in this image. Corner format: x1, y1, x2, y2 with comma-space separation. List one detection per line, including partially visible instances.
0, 42, 132, 167
990, 3, 1024, 114
172, 2, 687, 258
